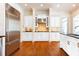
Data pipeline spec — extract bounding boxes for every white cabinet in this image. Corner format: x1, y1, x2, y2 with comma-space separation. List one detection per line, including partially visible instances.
50, 32, 60, 41
21, 32, 33, 41
24, 16, 33, 27
69, 37, 79, 56
33, 32, 49, 41
50, 16, 60, 27
21, 32, 61, 41
60, 34, 66, 48
21, 32, 49, 41
60, 34, 79, 56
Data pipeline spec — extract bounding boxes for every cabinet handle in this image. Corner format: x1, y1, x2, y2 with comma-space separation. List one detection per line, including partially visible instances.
67, 41, 70, 45
77, 43, 79, 48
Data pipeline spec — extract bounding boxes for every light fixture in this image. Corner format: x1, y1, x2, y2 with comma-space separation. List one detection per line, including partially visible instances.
72, 4, 76, 7
57, 4, 60, 8
25, 4, 27, 6
40, 4, 43, 7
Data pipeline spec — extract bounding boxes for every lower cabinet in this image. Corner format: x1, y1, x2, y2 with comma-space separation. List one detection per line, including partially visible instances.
21, 32, 60, 41
50, 32, 60, 41
5, 40, 20, 56
33, 32, 49, 41
60, 34, 79, 56
21, 32, 33, 41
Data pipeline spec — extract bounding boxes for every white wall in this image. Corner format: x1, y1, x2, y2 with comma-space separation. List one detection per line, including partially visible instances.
35, 10, 49, 16
73, 15, 79, 35
0, 3, 5, 56
0, 3, 5, 36
61, 17, 68, 34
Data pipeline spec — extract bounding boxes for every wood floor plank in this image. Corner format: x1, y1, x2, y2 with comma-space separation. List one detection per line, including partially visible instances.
12, 41, 68, 56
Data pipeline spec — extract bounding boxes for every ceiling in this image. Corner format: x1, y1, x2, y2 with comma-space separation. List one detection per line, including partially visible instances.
18, 3, 79, 13
18, 3, 79, 17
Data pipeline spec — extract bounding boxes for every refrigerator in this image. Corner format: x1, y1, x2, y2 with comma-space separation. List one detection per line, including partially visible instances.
5, 3, 20, 56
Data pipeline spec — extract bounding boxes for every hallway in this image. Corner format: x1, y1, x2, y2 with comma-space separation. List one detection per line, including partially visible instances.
12, 41, 68, 56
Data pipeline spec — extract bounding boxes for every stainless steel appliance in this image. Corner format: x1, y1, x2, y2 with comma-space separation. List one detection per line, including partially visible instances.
5, 4, 20, 56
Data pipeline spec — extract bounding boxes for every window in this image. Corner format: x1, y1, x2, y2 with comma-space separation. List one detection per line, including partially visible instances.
61, 17, 67, 34
73, 15, 79, 34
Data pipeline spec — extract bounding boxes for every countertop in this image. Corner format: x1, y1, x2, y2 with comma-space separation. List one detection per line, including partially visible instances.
60, 33, 79, 39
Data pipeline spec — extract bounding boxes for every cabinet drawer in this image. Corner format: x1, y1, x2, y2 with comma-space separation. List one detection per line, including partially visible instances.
5, 40, 20, 56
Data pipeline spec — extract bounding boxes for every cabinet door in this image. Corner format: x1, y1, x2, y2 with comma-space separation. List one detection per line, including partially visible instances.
33, 32, 49, 41
69, 41, 77, 56
21, 32, 33, 41
24, 16, 33, 27
50, 16, 60, 27
68, 38, 78, 56
33, 33, 41, 41
60, 34, 63, 48
50, 33, 60, 41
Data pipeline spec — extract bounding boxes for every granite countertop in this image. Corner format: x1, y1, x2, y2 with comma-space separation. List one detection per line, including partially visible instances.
60, 33, 79, 39
67, 34, 79, 39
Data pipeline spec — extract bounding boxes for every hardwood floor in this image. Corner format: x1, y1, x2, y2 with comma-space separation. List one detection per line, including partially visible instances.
12, 41, 68, 56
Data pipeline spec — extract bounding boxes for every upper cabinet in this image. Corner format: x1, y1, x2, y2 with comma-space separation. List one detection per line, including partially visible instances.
23, 8, 63, 32
23, 8, 33, 32
50, 16, 61, 32
50, 16, 60, 27
23, 9, 49, 32
24, 16, 33, 32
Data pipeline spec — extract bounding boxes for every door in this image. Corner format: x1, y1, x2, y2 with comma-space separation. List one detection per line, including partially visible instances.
5, 3, 20, 56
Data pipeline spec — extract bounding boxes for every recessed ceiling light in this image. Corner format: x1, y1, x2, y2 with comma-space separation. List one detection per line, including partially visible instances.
72, 4, 76, 7
57, 4, 60, 8
25, 4, 27, 6
40, 4, 43, 7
